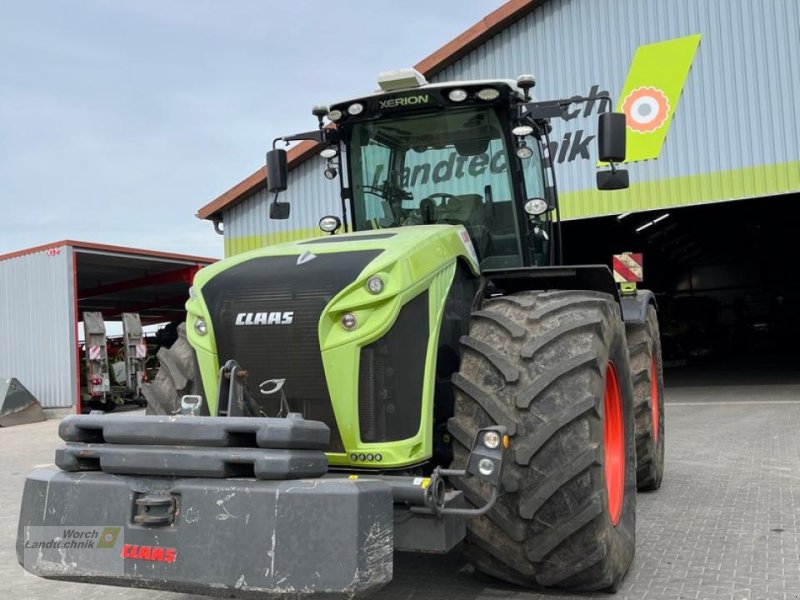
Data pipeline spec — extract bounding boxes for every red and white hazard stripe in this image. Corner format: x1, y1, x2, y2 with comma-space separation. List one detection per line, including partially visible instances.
136, 339, 148, 359
612, 252, 644, 283
88, 345, 102, 360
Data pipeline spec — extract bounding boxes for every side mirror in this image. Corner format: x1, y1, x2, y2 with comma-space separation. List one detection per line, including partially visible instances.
597, 112, 626, 163
269, 201, 290, 219
597, 169, 630, 191
266, 148, 288, 193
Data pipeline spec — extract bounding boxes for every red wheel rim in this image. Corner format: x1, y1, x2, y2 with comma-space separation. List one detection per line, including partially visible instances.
604, 361, 625, 526
650, 357, 660, 442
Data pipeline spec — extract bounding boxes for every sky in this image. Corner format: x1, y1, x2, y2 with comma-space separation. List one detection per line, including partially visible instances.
0, 0, 503, 258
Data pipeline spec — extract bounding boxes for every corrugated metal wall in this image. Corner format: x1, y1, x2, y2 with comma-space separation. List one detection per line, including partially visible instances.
222, 0, 800, 255
432, 0, 800, 217
225, 158, 341, 256
0, 246, 77, 408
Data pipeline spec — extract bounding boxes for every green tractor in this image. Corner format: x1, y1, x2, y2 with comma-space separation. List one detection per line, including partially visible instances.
18, 69, 664, 595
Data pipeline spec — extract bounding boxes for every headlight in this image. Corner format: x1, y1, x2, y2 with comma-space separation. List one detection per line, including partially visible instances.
341, 312, 358, 330
483, 431, 501, 449
366, 275, 384, 294
478, 458, 495, 476
477, 88, 499, 101
524, 198, 549, 216
516, 145, 534, 159
319, 215, 341, 232
194, 318, 208, 336
448, 89, 468, 102
512, 125, 534, 136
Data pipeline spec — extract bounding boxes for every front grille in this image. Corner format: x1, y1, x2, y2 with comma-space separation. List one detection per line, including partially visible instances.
358, 291, 429, 443
201, 251, 381, 453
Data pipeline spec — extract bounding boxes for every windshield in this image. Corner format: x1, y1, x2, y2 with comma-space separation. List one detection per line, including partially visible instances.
348, 108, 539, 269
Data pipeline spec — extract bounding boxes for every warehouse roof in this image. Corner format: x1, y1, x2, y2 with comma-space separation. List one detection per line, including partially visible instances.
0, 239, 213, 264
0, 240, 216, 325
196, 0, 539, 221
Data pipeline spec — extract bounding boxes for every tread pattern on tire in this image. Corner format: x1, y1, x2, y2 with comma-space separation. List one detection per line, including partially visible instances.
626, 304, 665, 490
142, 323, 204, 416
449, 290, 637, 592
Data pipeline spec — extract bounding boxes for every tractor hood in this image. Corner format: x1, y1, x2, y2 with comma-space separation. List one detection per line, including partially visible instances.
184, 225, 479, 468
194, 225, 479, 287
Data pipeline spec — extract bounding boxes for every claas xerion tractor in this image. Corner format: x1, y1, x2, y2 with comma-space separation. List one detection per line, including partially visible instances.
17, 69, 665, 596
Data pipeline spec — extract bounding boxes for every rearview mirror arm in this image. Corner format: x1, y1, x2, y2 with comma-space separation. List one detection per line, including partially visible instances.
273, 128, 337, 148
518, 92, 613, 122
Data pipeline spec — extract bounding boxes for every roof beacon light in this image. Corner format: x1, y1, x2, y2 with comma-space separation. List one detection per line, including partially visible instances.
377, 68, 428, 92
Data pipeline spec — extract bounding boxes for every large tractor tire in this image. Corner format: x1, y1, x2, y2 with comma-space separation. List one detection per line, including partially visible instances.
142, 323, 205, 415
626, 304, 665, 490
449, 290, 636, 592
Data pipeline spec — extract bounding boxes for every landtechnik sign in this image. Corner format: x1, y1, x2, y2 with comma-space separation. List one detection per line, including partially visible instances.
227, 34, 720, 253
22, 525, 126, 575
368, 34, 703, 191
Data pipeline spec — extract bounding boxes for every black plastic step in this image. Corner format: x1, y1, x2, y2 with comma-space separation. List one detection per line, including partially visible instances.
59, 413, 329, 450
55, 442, 328, 480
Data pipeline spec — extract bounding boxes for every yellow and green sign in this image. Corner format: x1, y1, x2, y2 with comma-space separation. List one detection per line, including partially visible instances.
617, 34, 702, 162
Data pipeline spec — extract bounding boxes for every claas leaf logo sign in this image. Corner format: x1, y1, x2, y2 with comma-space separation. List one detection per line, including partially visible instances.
615, 34, 701, 161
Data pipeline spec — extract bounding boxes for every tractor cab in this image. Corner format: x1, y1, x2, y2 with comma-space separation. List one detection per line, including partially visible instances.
267, 68, 628, 270
338, 82, 542, 269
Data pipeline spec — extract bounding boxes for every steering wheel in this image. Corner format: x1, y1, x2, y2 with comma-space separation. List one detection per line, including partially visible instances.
420, 192, 460, 224
362, 185, 386, 198
363, 185, 417, 227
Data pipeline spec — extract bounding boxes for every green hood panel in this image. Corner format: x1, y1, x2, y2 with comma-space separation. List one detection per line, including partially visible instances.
185, 225, 479, 468
193, 225, 479, 287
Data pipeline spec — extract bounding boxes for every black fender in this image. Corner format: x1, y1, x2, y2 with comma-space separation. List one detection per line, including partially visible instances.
619, 289, 657, 325
479, 265, 656, 324
481, 265, 620, 304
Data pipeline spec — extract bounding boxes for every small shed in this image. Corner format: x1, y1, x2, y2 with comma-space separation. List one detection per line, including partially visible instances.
0, 241, 215, 410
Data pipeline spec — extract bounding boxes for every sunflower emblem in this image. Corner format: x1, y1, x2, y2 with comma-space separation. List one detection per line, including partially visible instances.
622, 86, 670, 133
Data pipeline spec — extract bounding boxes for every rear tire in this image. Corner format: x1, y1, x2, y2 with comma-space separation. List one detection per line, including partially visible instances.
449, 290, 636, 592
626, 304, 665, 490
142, 323, 205, 415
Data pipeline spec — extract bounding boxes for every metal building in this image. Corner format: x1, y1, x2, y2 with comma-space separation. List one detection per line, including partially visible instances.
0, 241, 214, 409
196, 0, 800, 368
197, 0, 800, 252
